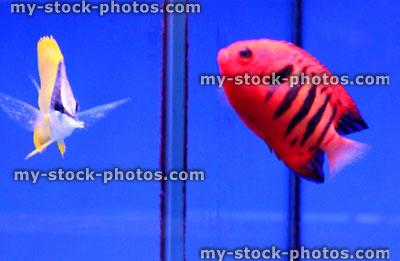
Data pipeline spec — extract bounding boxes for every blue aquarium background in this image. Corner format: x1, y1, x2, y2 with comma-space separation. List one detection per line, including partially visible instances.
0, 0, 399, 260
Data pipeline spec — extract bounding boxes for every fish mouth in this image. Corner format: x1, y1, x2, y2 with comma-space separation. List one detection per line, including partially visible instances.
217, 48, 229, 66
217, 48, 231, 77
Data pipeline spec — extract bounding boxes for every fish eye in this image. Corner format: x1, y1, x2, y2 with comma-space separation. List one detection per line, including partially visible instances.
239, 48, 252, 59
54, 103, 64, 113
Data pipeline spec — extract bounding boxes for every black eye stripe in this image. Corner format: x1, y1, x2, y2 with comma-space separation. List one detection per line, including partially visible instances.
239, 48, 252, 58
54, 103, 64, 113
54, 102, 77, 119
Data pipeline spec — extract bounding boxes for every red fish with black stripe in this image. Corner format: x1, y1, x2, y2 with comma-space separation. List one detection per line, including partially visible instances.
217, 39, 368, 183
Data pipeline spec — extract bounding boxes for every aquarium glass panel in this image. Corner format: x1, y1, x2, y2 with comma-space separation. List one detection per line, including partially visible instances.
186, 1, 292, 259
302, 1, 400, 259
0, 3, 162, 260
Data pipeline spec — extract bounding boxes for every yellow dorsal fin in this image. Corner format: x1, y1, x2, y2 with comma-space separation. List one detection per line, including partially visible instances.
37, 36, 64, 113
57, 141, 66, 158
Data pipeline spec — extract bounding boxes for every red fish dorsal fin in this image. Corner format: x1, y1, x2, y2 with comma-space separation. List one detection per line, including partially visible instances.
324, 84, 368, 135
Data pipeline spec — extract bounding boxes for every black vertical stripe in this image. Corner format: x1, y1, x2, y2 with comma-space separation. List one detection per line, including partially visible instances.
275, 65, 293, 83
265, 91, 274, 102
285, 84, 317, 136
316, 104, 337, 146
274, 83, 302, 118
300, 94, 331, 145
265, 86, 278, 102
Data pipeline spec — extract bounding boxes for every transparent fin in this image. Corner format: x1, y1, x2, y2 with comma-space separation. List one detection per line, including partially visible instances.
30, 75, 40, 93
0, 93, 42, 131
77, 98, 130, 128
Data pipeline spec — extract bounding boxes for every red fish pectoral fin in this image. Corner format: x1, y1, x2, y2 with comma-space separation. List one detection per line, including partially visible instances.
325, 136, 369, 179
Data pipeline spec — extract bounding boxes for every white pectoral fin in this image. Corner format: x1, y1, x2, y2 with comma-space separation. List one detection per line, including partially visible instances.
77, 98, 130, 128
0, 92, 43, 131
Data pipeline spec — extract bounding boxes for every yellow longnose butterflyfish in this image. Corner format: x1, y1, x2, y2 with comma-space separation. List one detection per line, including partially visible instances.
0, 36, 130, 159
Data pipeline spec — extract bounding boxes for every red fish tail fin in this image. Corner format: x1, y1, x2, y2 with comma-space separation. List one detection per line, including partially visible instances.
325, 136, 369, 179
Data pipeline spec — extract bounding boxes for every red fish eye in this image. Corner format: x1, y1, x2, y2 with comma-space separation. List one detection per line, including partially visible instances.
239, 48, 252, 59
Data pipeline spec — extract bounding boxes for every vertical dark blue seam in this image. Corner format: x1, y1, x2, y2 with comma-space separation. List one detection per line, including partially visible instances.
160, 4, 167, 260
288, 0, 302, 260
183, 3, 189, 260
160, 1, 188, 260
